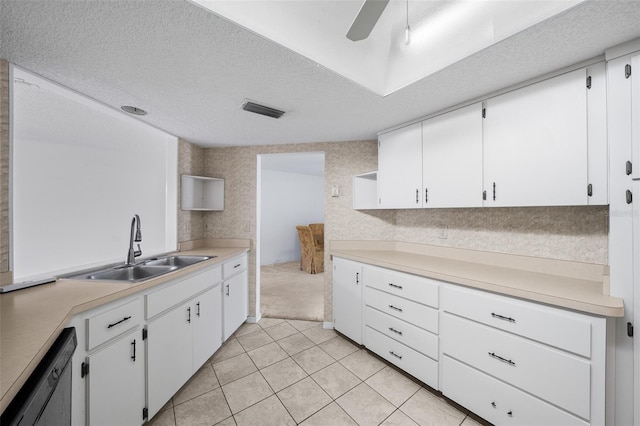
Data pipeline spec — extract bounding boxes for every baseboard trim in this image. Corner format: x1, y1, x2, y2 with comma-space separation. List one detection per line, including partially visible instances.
246, 315, 261, 324
322, 322, 334, 329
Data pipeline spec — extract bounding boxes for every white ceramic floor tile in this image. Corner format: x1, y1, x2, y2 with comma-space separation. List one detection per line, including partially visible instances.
258, 318, 286, 329
264, 321, 299, 341
260, 357, 309, 393
247, 341, 289, 369
213, 353, 258, 386
173, 362, 220, 405
311, 362, 362, 399
380, 410, 420, 426
287, 319, 322, 331
234, 323, 261, 337
277, 377, 333, 423
400, 388, 468, 426
336, 382, 396, 426
174, 388, 231, 426
277, 332, 316, 356
318, 336, 360, 360
339, 349, 386, 380
236, 329, 275, 352
299, 402, 359, 426
365, 366, 421, 407
233, 395, 296, 426
222, 371, 274, 414
302, 325, 338, 344
210, 337, 245, 364
292, 345, 335, 374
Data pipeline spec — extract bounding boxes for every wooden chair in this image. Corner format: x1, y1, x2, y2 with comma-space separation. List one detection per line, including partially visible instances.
296, 225, 324, 274
309, 223, 324, 250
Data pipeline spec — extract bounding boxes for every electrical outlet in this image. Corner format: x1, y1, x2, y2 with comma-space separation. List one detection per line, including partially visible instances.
438, 225, 448, 240
331, 185, 340, 197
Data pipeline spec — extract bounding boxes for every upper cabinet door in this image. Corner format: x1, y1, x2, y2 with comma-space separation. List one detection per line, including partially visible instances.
378, 122, 423, 208
632, 54, 640, 180
483, 68, 588, 207
422, 103, 483, 208
586, 62, 609, 205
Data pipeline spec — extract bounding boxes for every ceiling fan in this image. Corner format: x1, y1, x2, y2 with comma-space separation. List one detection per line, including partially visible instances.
346, 0, 390, 41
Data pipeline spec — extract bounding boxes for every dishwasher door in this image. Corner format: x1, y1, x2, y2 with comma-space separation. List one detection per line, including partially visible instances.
1, 327, 77, 426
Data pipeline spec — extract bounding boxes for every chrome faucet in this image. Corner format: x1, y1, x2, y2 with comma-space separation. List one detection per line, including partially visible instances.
125, 214, 142, 266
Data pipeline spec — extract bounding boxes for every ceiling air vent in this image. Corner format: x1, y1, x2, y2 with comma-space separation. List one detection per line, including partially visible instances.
241, 100, 285, 119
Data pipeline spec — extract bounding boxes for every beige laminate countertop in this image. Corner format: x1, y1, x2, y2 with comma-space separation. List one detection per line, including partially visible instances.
330, 241, 624, 318
0, 245, 248, 413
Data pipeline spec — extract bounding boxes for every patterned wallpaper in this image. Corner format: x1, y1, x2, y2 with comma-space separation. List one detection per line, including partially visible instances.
189, 139, 609, 322
1, 59, 9, 274
178, 139, 206, 242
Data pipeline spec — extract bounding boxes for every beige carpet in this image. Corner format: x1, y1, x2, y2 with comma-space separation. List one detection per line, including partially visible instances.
260, 261, 324, 321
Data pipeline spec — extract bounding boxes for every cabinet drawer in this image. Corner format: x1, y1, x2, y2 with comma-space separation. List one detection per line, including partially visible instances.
365, 306, 438, 361
146, 266, 221, 319
223, 255, 247, 279
365, 287, 438, 333
442, 313, 590, 420
442, 285, 591, 357
441, 356, 587, 426
364, 265, 438, 308
364, 326, 438, 389
86, 297, 144, 350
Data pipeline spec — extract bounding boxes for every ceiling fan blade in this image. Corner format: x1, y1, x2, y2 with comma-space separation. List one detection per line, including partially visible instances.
346, 0, 390, 42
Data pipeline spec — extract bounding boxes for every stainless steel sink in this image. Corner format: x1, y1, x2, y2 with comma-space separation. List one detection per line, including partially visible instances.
87, 264, 178, 281
142, 255, 212, 268
59, 255, 215, 282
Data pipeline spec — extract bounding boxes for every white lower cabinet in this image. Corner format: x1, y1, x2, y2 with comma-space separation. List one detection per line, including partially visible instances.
222, 255, 248, 340
333, 260, 608, 426
147, 283, 222, 418
333, 257, 363, 344
86, 327, 146, 426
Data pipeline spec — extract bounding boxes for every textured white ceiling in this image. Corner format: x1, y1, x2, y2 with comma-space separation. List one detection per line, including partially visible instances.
1, 0, 640, 148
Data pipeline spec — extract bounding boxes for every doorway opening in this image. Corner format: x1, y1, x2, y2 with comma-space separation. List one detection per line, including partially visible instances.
256, 152, 325, 321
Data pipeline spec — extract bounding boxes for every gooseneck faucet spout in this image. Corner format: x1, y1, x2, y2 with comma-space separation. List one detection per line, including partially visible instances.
125, 214, 142, 266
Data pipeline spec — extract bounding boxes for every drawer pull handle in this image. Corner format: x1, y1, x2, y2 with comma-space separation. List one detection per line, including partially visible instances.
388, 327, 403, 336
491, 313, 516, 323
388, 305, 403, 312
187, 307, 191, 323
389, 351, 403, 360
488, 352, 516, 366
491, 402, 496, 408
507, 411, 513, 417
388, 283, 403, 290
131, 339, 136, 362
234, 263, 241, 268
107, 316, 132, 329
196, 302, 200, 317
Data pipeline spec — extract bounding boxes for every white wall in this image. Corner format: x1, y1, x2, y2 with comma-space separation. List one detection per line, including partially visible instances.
260, 169, 324, 265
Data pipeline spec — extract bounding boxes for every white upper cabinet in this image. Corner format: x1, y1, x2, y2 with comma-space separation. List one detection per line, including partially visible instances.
483, 68, 589, 207
422, 103, 483, 208
378, 122, 423, 208
586, 62, 609, 205
632, 54, 640, 180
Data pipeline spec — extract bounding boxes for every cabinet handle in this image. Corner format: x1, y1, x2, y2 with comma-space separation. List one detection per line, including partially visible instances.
416, 189, 419, 204
388, 283, 403, 290
626, 190, 633, 204
493, 182, 496, 201
388, 305, 403, 312
491, 313, 516, 323
425, 188, 428, 204
356, 272, 359, 285
107, 316, 131, 329
389, 351, 403, 360
507, 411, 513, 417
131, 339, 136, 362
491, 402, 496, 408
226, 284, 230, 296
626, 161, 633, 176
234, 263, 241, 269
196, 302, 200, 317
488, 352, 516, 366
388, 327, 403, 336
187, 307, 191, 323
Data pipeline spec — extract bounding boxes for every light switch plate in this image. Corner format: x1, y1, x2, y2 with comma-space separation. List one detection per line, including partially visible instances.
331, 185, 340, 197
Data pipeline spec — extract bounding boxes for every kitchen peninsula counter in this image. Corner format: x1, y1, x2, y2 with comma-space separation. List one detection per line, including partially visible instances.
330, 240, 624, 318
0, 239, 249, 413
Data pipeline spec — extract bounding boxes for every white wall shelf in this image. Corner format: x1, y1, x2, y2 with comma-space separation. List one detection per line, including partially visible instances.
181, 175, 224, 211
353, 171, 378, 210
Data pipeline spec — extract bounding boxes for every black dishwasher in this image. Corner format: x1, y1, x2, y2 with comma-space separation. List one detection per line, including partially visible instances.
1, 327, 77, 426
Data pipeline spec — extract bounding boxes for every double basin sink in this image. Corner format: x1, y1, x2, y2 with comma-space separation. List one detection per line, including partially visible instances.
60, 255, 214, 283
